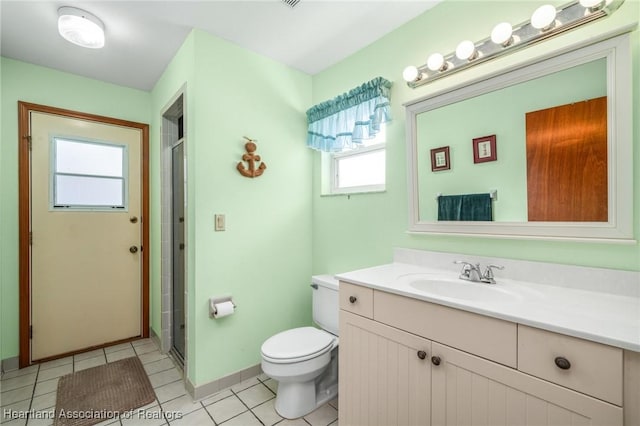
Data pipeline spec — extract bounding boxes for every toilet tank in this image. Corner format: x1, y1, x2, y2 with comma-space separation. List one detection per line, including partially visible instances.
312, 275, 339, 336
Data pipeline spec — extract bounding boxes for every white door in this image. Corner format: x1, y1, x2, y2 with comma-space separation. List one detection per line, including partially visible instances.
30, 111, 143, 361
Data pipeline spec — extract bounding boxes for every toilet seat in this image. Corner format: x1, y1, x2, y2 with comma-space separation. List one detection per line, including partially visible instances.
261, 327, 335, 364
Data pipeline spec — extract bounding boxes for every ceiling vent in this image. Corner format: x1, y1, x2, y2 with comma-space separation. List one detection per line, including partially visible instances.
282, 0, 301, 8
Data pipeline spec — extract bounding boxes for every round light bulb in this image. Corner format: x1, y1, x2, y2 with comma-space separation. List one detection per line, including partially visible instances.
531, 4, 557, 30
455, 40, 477, 61
402, 65, 420, 82
491, 22, 513, 45
427, 53, 445, 72
579, 0, 604, 8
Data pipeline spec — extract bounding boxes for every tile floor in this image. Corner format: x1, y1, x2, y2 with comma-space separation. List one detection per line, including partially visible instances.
1, 339, 338, 426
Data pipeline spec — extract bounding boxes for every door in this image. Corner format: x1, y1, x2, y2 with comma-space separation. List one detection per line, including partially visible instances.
430, 342, 622, 426
20, 103, 149, 363
526, 96, 608, 222
171, 141, 186, 361
339, 311, 431, 426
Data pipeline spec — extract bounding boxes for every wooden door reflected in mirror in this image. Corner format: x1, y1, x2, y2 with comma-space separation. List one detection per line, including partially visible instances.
526, 96, 607, 222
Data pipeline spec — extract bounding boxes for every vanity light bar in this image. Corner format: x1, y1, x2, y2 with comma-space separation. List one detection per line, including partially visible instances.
403, 0, 625, 88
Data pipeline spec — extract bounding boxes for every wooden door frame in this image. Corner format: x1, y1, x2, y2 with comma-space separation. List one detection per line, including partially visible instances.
18, 101, 150, 367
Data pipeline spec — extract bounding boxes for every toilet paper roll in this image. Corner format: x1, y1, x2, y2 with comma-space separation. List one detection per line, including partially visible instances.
211, 300, 235, 319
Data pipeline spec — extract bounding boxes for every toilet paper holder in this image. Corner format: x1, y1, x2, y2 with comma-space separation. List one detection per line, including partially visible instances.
209, 296, 237, 318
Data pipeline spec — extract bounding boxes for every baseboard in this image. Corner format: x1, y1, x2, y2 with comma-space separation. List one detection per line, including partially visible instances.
187, 363, 263, 401
149, 327, 161, 347
1, 356, 19, 373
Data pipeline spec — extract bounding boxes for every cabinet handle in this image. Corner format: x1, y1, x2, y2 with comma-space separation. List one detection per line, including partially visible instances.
431, 356, 441, 366
417, 350, 427, 360
349, 296, 357, 304
554, 356, 571, 370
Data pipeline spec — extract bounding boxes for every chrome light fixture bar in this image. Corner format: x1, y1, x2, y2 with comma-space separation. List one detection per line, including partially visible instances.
403, 0, 625, 88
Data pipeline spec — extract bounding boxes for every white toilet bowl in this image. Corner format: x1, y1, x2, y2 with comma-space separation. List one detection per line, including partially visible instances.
260, 275, 340, 419
261, 327, 338, 419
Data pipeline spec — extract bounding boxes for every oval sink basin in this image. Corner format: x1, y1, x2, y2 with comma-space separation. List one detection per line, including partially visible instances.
409, 278, 523, 304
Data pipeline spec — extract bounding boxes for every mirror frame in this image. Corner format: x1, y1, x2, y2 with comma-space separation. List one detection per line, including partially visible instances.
405, 32, 633, 242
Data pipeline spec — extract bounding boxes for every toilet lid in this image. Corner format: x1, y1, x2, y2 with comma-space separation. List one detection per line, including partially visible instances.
261, 327, 334, 361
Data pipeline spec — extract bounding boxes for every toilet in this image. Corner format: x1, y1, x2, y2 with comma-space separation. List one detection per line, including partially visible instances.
261, 275, 339, 419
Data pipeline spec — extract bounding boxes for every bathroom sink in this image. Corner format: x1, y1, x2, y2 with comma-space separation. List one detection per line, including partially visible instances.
409, 278, 523, 304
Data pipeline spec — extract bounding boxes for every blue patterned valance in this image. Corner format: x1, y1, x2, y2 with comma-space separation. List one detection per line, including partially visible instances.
306, 77, 392, 152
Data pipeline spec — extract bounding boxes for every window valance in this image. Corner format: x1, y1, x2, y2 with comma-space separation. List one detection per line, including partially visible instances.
306, 77, 392, 152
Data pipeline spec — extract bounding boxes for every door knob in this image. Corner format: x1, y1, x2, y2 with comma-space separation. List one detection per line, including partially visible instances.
417, 350, 427, 360
129, 245, 138, 253
431, 356, 441, 366
130, 216, 138, 223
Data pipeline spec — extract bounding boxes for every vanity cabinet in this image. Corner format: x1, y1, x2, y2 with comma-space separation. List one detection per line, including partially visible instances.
339, 281, 625, 426
340, 311, 431, 426
431, 342, 621, 426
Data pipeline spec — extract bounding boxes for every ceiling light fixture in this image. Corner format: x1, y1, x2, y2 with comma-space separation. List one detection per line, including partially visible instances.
58, 6, 105, 49
403, 0, 624, 88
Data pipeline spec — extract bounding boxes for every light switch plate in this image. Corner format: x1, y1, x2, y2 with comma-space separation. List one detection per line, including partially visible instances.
214, 214, 225, 231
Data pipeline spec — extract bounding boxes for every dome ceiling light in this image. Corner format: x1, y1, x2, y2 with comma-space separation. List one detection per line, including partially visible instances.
58, 6, 105, 49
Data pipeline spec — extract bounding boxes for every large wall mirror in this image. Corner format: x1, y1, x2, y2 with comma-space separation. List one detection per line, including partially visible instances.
405, 33, 633, 242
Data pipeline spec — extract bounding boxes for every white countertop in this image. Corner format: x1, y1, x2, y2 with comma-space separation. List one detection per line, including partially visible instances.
335, 262, 640, 352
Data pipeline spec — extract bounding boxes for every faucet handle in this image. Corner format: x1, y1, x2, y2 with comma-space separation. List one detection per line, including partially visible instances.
453, 260, 473, 274
453, 260, 480, 281
453, 260, 475, 267
482, 264, 504, 284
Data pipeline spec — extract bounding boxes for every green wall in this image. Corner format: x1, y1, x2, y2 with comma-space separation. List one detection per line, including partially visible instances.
0, 57, 151, 360
150, 30, 313, 386
311, 0, 640, 275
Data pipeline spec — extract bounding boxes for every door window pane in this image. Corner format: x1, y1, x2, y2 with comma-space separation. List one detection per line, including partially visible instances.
55, 138, 124, 177
55, 175, 124, 207
51, 137, 127, 209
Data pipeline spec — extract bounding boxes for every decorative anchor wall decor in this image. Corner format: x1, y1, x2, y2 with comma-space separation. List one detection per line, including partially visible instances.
237, 136, 266, 178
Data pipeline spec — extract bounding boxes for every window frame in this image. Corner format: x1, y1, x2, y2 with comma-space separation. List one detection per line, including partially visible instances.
49, 136, 129, 211
329, 142, 386, 195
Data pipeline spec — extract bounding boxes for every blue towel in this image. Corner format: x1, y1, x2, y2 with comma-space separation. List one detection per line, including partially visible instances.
438, 193, 493, 221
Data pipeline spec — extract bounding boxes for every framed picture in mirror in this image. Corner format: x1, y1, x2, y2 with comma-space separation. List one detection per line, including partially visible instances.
473, 135, 497, 163
430, 146, 450, 172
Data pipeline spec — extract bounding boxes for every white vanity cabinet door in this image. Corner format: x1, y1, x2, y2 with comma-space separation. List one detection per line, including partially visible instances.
431, 342, 623, 426
339, 310, 432, 426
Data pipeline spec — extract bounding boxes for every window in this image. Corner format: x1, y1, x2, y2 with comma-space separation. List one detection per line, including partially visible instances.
329, 127, 386, 194
51, 137, 128, 210
305, 77, 391, 195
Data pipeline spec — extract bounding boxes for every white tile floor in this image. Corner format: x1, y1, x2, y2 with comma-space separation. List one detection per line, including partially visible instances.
1, 339, 338, 426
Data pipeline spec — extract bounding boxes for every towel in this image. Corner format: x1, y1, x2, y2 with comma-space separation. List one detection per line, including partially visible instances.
438, 193, 493, 221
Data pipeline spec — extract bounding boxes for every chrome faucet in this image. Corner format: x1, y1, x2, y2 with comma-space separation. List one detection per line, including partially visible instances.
454, 261, 504, 284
